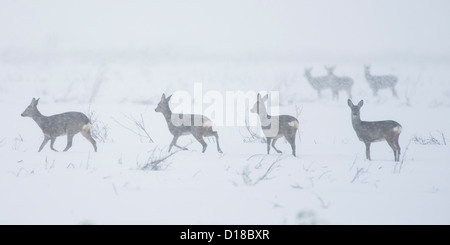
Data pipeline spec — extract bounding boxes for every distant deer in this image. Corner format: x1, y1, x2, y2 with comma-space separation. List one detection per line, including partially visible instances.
347, 99, 402, 161
325, 66, 353, 100
155, 93, 223, 153
250, 93, 299, 156
364, 65, 398, 97
21, 98, 97, 152
304, 68, 330, 98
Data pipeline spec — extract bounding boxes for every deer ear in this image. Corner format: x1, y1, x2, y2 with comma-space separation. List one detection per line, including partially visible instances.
257, 93, 261, 100
166, 95, 172, 101
35, 98, 40, 104
347, 99, 353, 107
358, 100, 364, 107
161, 94, 166, 100
262, 94, 269, 102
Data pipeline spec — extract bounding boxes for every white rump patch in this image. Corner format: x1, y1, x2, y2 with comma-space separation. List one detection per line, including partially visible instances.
393, 126, 402, 133
288, 121, 298, 129
203, 120, 213, 128
82, 123, 91, 131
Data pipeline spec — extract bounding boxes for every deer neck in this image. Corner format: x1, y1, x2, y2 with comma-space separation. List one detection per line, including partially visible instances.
305, 73, 312, 81
161, 107, 174, 125
351, 114, 362, 129
365, 69, 371, 79
257, 106, 271, 123
31, 110, 47, 130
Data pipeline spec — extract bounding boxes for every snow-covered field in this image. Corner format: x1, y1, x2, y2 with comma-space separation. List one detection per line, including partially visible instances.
1, 58, 449, 224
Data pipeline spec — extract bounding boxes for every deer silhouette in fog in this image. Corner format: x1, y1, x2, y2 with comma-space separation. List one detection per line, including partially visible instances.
364, 65, 398, 97
325, 66, 353, 100
304, 68, 330, 99
155, 94, 223, 153
347, 99, 402, 162
251, 93, 299, 156
21, 98, 97, 152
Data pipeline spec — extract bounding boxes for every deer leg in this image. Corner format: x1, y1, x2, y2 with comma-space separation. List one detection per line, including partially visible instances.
333, 90, 338, 100
212, 131, 223, 154
63, 134, 74, 152
169, 135, 185, 152
373, 88, 378, 96
271, 138, 282, 153
392, 87, 398, 98
386, 138, 398, 162
81, 129, 97, 152
395, 135, 401, 162
286, 135, 296, 157
364, 141, 371, 160
38, 136, 50, 152
50, 137, 58, 152
266, 138, 272, 154
193, 133, 207, 153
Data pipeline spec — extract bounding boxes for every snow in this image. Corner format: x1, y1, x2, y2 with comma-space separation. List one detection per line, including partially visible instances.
1, 0, 450, 225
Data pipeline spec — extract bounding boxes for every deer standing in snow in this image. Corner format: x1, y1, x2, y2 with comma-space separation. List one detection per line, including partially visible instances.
155, 94, 223, 153
250, 93, 299, 156
325, 66, 354, 100
364, 65, 398, 97
347, 99, 402, 162
304, 68, 330, 99
21, 98, 97, 152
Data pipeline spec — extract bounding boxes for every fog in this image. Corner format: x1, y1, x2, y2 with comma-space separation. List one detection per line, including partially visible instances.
1, 0, 450, 58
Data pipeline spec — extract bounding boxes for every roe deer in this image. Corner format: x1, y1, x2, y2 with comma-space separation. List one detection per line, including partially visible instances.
325, 66, 353, 100
155, 93, 222, 153
21, 98, 97, 152
347, 99, 402, 161
250, 93, 299, 156
364, 65, 398, 97
304, 68, 330, 99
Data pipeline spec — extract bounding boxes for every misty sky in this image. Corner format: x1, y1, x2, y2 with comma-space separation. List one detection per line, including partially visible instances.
1, 0, 450, 56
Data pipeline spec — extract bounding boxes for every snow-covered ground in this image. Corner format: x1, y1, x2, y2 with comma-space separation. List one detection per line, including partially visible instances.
1, 58, 449, 224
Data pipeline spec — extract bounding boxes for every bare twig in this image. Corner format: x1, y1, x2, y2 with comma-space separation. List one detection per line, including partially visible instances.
351, 168, 364, 183
349, 154, 358, 171
13, 134, 23, 150
86, 109, 110, 143
112, 183, 118, 196
315, 194, 330, 209
411, 133, 444, 145
140, 143, 190, 171
243, 155, 284, 185
89, 67, 106, 104
396, 140, 412, 174
318, 170, 332, 180
240, 119, 266, 143
113, 113, 154, 143
440, 131, 447, 145
12, 167, 32, 177
295, 103, 303, 143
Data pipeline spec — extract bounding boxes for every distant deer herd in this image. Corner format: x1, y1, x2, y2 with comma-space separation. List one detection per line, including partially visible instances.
21, 66, 402, 162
